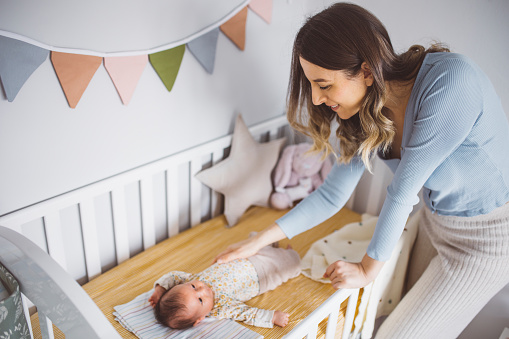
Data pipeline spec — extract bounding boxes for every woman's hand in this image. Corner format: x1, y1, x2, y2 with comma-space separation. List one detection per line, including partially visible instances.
323, 254, 384, 289
214, 223, 287, 264
213, 236, 262, 264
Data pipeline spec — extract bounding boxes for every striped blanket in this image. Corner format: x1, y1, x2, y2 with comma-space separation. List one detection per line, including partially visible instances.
113, 289, 263, 339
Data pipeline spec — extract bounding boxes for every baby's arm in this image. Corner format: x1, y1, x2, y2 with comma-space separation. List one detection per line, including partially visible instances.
212, 299, 288, 328
148, 271, 192, 308
149, 285, 166, 307
272, 310, 289, 327
154, 271, 192, 290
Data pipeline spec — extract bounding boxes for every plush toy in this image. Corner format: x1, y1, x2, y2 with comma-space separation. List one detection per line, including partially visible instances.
270, 142, 333, 210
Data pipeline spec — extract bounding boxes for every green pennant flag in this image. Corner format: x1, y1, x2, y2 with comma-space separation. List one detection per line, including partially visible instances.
149, 45, 185, 92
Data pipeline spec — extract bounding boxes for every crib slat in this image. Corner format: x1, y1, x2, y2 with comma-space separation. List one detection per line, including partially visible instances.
21, 294, 34, 338
166, 167, 180, 237
140, 177, 156, 249
342, 288, 360, 339
43, 212, 67, 271
325, 306, 339, 339
190, 158, 202, 227
283, 288, 357, 339
210, 150, 223, 218
39, 311, 55, 339
80, 198, 102, 280
111, 187, 130, 263
307, 323, 318, 339
269, 127, 278, 140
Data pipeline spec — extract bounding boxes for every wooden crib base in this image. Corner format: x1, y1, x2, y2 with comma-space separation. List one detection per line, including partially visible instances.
30, 206, 362, 338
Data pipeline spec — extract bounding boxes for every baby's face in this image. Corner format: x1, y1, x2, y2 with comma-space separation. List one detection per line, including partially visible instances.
169, 280, 215, 324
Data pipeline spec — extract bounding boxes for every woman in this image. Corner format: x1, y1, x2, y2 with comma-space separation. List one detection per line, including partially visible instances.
215, 3, 509, 338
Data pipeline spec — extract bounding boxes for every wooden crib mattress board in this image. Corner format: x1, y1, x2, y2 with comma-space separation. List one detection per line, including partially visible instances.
30, 206, 361, 338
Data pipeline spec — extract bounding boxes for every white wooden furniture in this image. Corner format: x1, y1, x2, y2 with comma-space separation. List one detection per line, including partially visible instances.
0, 225, 122, 339
0, 114, 360, 339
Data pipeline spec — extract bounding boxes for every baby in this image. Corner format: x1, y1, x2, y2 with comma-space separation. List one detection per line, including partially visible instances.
148, 243, 301, 329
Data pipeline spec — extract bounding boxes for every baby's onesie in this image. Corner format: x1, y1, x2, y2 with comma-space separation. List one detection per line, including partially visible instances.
155, 246, 301, 328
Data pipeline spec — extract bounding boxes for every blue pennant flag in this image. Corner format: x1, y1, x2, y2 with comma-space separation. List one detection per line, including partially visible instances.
0, 36, 49, 101
187, 28, 220, 74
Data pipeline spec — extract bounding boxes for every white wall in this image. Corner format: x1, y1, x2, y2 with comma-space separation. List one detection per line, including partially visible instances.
1, 0, 508, 216
0, 1, 308, 215
1, 0, 508, 337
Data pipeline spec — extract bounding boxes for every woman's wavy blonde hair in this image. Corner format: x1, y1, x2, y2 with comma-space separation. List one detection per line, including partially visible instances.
287, 2, 449, 172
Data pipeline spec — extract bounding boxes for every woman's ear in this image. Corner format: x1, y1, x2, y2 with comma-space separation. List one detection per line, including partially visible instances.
361, 62, 374, 87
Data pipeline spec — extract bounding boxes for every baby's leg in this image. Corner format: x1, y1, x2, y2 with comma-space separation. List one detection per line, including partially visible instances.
248, 246, 301, 294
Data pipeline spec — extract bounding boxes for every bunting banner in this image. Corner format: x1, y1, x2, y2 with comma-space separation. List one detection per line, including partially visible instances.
220, 7, 248, 51
149, 45, 186, 93
0, 36, 48, 102
105, 55, 148, 105
249, 0, 273, 24
51, 52, 103, 108
0, 2, 272, 108
187, 28, 220, 74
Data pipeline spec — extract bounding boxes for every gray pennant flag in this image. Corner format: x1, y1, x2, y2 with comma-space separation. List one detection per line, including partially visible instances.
187, 28, 220, 74
0, 36, 49, 101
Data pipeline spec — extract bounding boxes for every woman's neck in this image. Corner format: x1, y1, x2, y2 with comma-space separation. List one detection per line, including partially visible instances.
384, 80, 414, 124
382, 80, 415, 159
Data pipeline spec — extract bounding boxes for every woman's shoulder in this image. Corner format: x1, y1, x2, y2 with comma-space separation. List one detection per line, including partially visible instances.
419, 52, 481, 82
413, 52, 484, 98
423, 52, 476, 68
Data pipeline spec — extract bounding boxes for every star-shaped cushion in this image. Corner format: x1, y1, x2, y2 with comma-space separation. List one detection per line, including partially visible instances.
195, 115, 286, 227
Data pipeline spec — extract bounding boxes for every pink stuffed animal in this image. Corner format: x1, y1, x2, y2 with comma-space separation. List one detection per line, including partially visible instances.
270, 142, 333, 210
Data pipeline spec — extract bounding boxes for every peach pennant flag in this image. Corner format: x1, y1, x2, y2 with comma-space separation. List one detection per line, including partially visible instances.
104, 55, 148, 105
249, 0, 272, 24
149, 45, 185, 92
51, 52, 102, 108
220, 7, 248, 51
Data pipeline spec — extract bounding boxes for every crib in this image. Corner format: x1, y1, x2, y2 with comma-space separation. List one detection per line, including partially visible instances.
0, 114, 365, 339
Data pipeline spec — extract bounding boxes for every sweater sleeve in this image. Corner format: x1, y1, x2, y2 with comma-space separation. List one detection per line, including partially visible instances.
367, 57, 483, 261
276, 157, 365, 239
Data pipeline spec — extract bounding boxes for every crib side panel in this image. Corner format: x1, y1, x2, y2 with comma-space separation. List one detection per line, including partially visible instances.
0, 116, 291, 284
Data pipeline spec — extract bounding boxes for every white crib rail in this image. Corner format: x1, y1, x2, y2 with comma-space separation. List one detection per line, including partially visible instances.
0, 114, 291, 339
0, 114, 290, 279
284, 288, 359, 339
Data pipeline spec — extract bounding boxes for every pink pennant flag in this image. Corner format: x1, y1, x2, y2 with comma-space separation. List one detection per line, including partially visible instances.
249, 0, 272, 24
51, 52, 102, 108
104, 55, 148, 105
220, 7, 248, 51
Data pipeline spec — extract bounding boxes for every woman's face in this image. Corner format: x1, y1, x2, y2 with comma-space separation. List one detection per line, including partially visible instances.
299, 57, 373, 120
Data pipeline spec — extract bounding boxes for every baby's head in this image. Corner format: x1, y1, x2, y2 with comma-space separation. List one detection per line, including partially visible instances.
155, 280, 215, 329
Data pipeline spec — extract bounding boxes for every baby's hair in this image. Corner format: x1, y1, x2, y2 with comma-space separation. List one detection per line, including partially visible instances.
154, 287, 197, 329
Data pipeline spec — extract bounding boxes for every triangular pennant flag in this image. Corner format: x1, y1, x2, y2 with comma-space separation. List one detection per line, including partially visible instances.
104, 55, 148, 105
187, 28, 220, 74
149, 45, 185, 92
51, 52, 102, 108
249, 0, 272, 24
220, 7, 248, 51
0, 36, 49, 102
